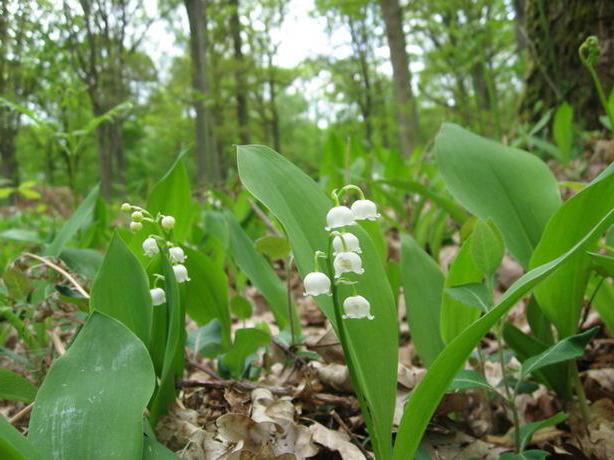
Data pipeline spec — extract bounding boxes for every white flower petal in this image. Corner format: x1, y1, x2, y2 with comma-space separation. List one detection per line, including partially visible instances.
142, 237, 159, 257
332, 233, 361, 255
343, 295, 374, 320
325, 206, 355, 231
303, 272, 331, 297
150, 288, 166, 306
333, 252, 364, 278
169, 246, 186, 264
351, 199, 380, 221
173, 264, 190, 283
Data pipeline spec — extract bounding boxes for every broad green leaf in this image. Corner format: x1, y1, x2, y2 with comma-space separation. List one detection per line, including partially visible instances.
255, 235, 291, 260
519, 412, 567, 451
530, 165, 614, 337
440, 237, 483, 343
593, 278, 614, 334
90, 232, 153, 346
28, 312, 155, 460
0, 416, 40, 460
520, 328, 597, 378
60, 247, 103, 279
445, 283, 491, 312
147, 153, 194, 242
2, 270, 32, 300
183, 247, 231, 347
471, 219, 504, 276
148, 253, 185, 424
502, 323, 569, 397
143, 435, 178, 459
44, 184, 100, 257
400, 234, 445, 366
392, 209, 614, 460
553, 102, 574, 163
435, 124, 561, 267
187, 320, 224, 358
590, 252, 614, 278
220, 328, 271, 379
225, 212, 297, 331
0, 229, 40, 243
230, 295, 253, 320
238, 145, 398, 460
0, 369, 37, 403
447, 369, 493, 392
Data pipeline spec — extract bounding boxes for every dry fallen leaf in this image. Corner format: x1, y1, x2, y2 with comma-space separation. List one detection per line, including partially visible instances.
309, 422, 366, 460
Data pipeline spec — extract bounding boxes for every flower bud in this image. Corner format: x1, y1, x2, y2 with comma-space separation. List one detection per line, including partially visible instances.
130, 221, 143, 233
121, 203, 131, 212
351, 199, 380, 221
325, 206, 354, 231
169, 246, 186, 264
161, 215, 176, 230
332, 232, 361, 256
172, 264, 190, 283
131, 211, 143, 222
343, 295, 374, 320
142, 237, 159, 257
303, 272, 331, 297
333, 251, 364, 278
150, 288, 166, 306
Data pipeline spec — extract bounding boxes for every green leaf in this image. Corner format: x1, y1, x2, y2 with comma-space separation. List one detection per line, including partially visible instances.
502, 323, 569, 397
28, 312, 155, 460
440, 237, 483, 343
142, 435, 178, 459
530, 164, 614, 337
59, 248, 103, 279
400, 234, 445, 366
238, 144, 398, 460
0, 229, 40, 243
553, 102, 574, 163
0, 369, 37, 403
148, 253, 185, 424
448, 369, 493, 392
44, 185, 100, 257
471, 219, 505, 275
521, 328, 597, 378
593, 278, 614, 334
255, 235, 291, 260
186, 320, 224, 358
518, 412, 567, 450
445, 283, 492, 312
589, 252, 614, 278
2, 270, 32, 300
392, 208, 614, 460
220, 328, 271, 379
183, 247, 231, 348
0, 415, 41, 460
435, 124, 561, 267
225, 212, 298, 331
230, 295, 253, 320
147, 153, 194, 242
90, 232, 153, 346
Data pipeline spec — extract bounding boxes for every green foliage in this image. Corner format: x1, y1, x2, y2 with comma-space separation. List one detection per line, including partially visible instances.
471, 219, 504, 276
220, 328, 271, 379
0, 369, 37, 403
28, 312, 155, 460
0, 415, 41, 460
552, 102, 574, 163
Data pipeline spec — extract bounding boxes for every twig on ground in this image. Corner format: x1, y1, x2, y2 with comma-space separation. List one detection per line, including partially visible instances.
22, 252, 89, 299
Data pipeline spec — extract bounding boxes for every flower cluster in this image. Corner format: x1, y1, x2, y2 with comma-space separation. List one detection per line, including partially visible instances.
302, 185, 379, 320
121, 203, 190, 306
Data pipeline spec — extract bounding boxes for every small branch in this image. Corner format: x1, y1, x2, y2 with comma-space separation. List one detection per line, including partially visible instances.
331, 410, 372, 459
22, 252, 89, 299
9, 403, 33, 425
248, 199, 281, 236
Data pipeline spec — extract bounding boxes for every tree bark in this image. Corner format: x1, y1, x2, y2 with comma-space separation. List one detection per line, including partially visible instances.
230, 0, 250, 145
94, 119, 115, 199
0, 117, 19, 186
379, 0, 421, 155
520, 0, 614, 128
185, 0, 219, 186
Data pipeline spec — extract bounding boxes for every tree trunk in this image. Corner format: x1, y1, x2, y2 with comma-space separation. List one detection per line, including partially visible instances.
379, 0, 421, 155
348, 15, 374, 147
0, 113, 19, 187
94, 118, 115, 199
230, 0, 250, 145
520, 0, 614, 128
185, 0, 219, 186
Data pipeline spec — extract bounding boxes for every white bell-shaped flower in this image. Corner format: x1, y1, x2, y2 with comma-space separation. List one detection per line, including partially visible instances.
150, 287, 166, 306
161, 215, 176, 230
173, 264, 190, 283
303, 272, 331, 297
169, 246, 186, 264
332, 233, 361, 256
142, 237, 159, 257
325, 206, 354, 231
343, 295, 374, 320
333, 251, 364, 278
130, 221, 143, 233
351, 199, 380, 221
121, 203, 131, 212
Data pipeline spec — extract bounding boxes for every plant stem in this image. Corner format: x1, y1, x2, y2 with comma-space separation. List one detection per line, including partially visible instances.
496, 322, 521, 452
286, 255, 297, 346
571, 363, 591, 426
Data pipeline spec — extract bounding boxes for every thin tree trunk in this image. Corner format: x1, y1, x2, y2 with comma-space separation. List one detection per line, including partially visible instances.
0, 116, 19, 187
379, 0, 421, 155
94, 120, 114, 199
348, 15, 374, 146
229, 0, 250, 145
185, 0, 219, 186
